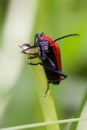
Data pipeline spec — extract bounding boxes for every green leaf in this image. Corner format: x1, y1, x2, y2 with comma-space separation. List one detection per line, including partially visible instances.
70, 89, 87, 130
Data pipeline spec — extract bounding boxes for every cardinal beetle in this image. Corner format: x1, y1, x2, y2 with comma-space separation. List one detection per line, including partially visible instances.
20, 32, 79, 95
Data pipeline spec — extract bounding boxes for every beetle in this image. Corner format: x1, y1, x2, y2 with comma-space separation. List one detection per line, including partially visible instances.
20, 32, 79, 95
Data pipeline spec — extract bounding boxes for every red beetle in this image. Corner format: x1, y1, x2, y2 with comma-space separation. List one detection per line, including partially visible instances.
20, 32, 79, 95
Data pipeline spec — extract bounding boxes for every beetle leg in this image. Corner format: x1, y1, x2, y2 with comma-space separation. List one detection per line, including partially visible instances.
39, 55, 56, 69
48, 77, 66, 84
44, 82, 49, 97
42, 65, 67, 95
27, 56, 38, 59
46, 56, 56, 69
34, 33, 40, 46
34, 32, 45, 46
53, 70, 67, 79
48, 71, 67, 84
45, 74, 67, 96
28, 62, 43, 65
29, 60, 67, 81
40, 32, 45, 36
39, 63, 67, 79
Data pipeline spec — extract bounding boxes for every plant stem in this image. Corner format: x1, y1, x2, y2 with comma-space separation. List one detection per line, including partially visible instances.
1, 118, 87, 130
31, 62, 60, 130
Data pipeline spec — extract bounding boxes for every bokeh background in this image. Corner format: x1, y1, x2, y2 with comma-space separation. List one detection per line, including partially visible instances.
0, 0, 87, 130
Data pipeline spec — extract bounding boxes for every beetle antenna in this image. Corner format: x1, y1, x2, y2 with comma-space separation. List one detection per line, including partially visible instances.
51, 33, 80, 43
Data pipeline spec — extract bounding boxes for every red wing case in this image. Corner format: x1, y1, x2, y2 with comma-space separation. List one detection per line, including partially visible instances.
40, 35, 62, 72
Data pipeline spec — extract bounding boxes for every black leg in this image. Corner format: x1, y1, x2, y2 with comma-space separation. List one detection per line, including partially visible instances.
47, 70, 67, 84
40, 63, 67, 78
34, 33, 40, 46
29, 61, 67, 79
27, 56, 38, 59
44, 82, 49, 97
34, 32, 45, 46
46, 56, 56, 69
48, 77, 66, 84
43, 65, 67, 95
40, 32, 45, 36
28, 62, 43, 65
44, 75, 66, 96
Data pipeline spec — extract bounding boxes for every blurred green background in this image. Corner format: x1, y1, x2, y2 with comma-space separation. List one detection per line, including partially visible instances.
0, 0, 87, 130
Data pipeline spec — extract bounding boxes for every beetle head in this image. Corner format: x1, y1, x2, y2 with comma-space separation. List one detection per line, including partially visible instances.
39, 40, 49, 52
